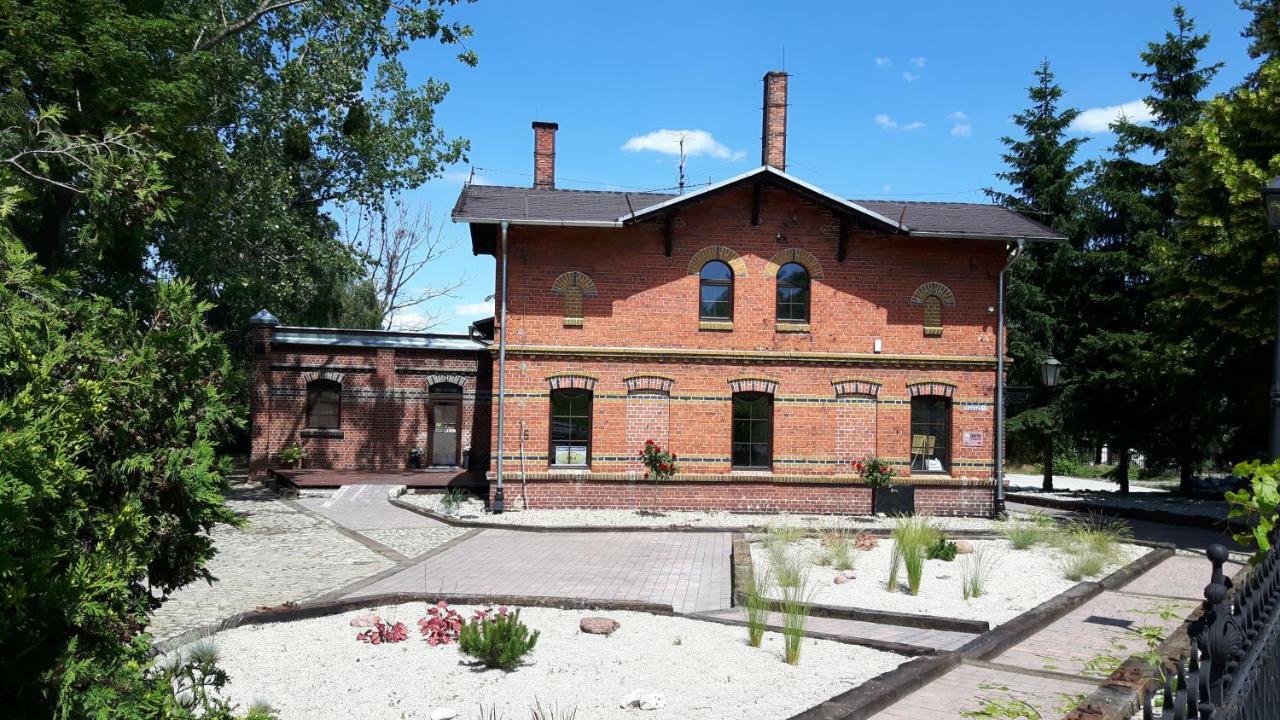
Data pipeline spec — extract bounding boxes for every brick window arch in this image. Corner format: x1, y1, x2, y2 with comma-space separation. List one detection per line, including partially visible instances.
306, 379, 341, 429
551, 271, 598, 327
911, 282, 955, 337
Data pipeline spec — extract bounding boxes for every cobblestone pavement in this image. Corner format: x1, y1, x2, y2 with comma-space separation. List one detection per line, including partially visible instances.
297, 485, 467, 559
346, 528, 734, 612
149, 486, 393, 641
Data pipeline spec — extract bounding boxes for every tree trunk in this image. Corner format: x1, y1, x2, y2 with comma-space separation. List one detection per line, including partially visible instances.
1117, 447, 1131, 495
34, 187, 74, 272
1179, 459, 1195, 495
1042, 435, 1054, 491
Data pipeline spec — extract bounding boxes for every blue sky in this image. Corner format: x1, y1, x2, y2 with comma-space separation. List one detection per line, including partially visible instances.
391, 0, 1256, 333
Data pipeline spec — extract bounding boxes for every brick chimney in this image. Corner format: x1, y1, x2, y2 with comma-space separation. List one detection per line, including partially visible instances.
532, 121, 558, 189
761, 71, 788, 171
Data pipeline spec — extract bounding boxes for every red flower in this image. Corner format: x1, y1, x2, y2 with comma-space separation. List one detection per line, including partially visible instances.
644, 472, 650, 479
670, 453, 677, 461
646, 439, 655, 446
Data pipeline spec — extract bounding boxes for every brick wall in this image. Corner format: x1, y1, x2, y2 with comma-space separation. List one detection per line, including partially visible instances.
248, 332, 491, 480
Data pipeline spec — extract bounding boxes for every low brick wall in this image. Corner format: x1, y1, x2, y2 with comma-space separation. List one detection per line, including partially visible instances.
490, 475, 996, 517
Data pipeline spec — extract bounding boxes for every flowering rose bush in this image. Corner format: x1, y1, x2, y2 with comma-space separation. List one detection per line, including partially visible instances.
639, 439, 679, 480
852, 456, 897, 489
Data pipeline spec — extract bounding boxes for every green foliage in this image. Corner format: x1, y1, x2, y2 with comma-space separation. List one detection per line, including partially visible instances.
1059, 552, 1107, 582
1226, 459, 1280, 560
852, 456, 897, 489
777, 579, 814, 665
0, 239, 247, 714
889, 516, 936, 595
820, 531, 857, 572
961, 545, 1001, 600
745, 569, 771, 648
458, 609, 540, 671
999, 519, 1046, 550
927, 535, 958, 562
278, 444, 305, 465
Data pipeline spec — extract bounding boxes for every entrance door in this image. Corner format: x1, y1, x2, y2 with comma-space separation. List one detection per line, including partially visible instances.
430, 401, 460, 466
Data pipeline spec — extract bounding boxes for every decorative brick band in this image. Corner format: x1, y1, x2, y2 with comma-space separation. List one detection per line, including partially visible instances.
623, 374, 675, 394
764, 247, 824, 280
546, 373, 597, 391
490, 471, 996, 487
727, 376, 779, 395
420, 373, 471, 390
500, 344, 999, 368
911, 281, 956, 306
687, 246, 747, 277
832, 377, 882, 398
301, 370, 344, 384
273, 364, 374, 374
907, 380, 957, 398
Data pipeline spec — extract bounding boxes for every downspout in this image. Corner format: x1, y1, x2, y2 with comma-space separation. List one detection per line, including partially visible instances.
494, 220, 510, 513
994, 239, 1025, 517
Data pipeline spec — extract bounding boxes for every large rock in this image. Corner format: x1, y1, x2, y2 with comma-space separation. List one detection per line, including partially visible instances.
580, 616, 620, 635
833, 574, 851, 585
349, 614, 381, 627
954, 540, 975, 554
430, 709, 458, 720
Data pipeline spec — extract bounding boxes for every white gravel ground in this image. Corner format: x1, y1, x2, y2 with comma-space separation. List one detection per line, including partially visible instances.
401, 493, 1022, 531
751, 538, 1148, 626
189, 604, 907, 720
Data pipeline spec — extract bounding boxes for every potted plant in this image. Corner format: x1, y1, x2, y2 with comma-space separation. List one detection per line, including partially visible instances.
409, 446, 424, 469
279, 443, 305, 469
854, 456, 912, 515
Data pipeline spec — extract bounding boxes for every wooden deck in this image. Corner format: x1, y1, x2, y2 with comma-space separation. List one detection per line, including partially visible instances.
272, 467, 486, 490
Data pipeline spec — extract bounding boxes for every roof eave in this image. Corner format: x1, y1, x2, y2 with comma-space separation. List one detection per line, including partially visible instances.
907, 231, 1066, 243
453, 217, 624, 228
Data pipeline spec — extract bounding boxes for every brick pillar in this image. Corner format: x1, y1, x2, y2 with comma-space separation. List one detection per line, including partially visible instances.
533, 121, 558, 189
761, 71, 788, 171
247, 309, 280, 482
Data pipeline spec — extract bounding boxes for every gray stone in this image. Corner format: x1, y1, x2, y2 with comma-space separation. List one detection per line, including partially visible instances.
430, 708, 458, 720
580, 616, 620, 635
639, 693, 666, 711
349, 614, 381, 627
955, 540, 975, 554
834, 574, 850, 585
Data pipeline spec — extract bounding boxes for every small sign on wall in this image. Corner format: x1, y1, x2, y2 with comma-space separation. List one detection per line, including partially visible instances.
962, 431, 985, 448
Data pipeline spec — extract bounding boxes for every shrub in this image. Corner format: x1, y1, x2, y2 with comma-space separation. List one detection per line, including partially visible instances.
1227, 459, 1280, 560
357, 620, 409, 644
639, 439, 679, 480
927, 535, 958, 561
852, 455, 898, 488
852, 531, 879, 551
778, 577, 815, 665
960, 545, 1001, 599
745, 569, 771, 648
418, 600, 465, 645
0, 241, 244, 716
459, 608, 540, 670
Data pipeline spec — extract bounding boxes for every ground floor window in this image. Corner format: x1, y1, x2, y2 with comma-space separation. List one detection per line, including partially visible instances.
550, 389, 592, 466
306, 379, 341, 429
731, 391, 773, 469
910, 396, 951, 473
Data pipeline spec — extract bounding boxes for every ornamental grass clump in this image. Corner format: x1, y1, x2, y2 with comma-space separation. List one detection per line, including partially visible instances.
960, 544, 1001, 600
745, 568, 772, 648
778, 575, 815, 665
1053, 513, 1131, 580
999, 519, 1044, 550
889, 515, 937, 595
459, 608, 540, 670
821, 531, 857, 572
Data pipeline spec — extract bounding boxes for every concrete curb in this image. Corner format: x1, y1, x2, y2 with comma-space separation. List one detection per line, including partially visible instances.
1099, 544, 1175, 591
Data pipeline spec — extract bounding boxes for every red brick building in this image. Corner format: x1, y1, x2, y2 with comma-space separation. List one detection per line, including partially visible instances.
248, 71, 1061, 516
450, 72, 1061, 517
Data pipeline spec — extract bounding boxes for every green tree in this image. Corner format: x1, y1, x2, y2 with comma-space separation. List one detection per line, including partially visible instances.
985, 60, 1086, 487
0, 0, 477, 331
1071, 5, 1221, 492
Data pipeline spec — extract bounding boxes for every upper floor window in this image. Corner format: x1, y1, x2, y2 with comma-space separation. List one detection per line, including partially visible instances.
306, 379, 341, 429
910, 396, 951, 474
731, 391, 773, 469
550, 389, 592, 467
699, 260, 734, 321
912, 282, 954, 337
775, 262, 810, 323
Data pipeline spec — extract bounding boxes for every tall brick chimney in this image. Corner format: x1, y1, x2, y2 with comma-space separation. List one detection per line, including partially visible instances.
761, 71, 788, 171
532, 121, 558, 189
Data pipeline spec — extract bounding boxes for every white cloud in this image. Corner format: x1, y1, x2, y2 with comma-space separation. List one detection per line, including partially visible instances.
875, 114, 924, 131
947, 111, 971, 137
948, 111, 968, 121
1069, 99, 1156, 133
453, 301, 493, 318
910, 56, 926, 67
622, 129, 745, 160
902, 71, 919, 82
874, 56, 891, 67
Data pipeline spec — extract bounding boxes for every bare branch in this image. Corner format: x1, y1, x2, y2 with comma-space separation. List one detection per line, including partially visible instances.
195, 0, 311, 52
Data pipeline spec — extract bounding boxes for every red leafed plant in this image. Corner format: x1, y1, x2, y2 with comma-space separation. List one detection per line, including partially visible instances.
418, 600, 465, 646
470, 606, 509, 623
852, 531, 879, 551
357, 620, 408, 644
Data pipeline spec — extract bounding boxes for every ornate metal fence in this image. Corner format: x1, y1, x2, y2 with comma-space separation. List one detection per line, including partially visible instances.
1143, 543, 1280, 720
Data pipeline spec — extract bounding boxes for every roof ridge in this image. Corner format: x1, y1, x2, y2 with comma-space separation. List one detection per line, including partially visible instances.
851, 198, 998, 207
470, 183, 676, 197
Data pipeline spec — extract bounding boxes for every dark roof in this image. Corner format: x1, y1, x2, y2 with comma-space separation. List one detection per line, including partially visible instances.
272, 326, 486, 352
452, 168, 1065, 248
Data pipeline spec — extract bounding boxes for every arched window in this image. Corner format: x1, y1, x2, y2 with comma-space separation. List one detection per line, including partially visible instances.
775, 262, 810, 324
699, 260, 733, 321
429, 382, 463, 396
306, 379, 341, 429
550, 389, 592, 467
731, 391, 773, 469
923, 295, 943, 336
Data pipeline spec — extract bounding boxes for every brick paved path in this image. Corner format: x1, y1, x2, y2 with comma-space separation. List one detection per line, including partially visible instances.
871, 549, 1225, 719
345, 528, 734, 612
696, 608, 978, 652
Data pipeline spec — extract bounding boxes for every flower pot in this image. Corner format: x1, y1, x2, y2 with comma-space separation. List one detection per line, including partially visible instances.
409, 454, 422, 470
872, 485, 914, 515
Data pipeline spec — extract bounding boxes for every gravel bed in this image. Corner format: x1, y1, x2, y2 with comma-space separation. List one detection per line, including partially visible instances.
1009, 488, 1229, 521
751, 538, 1148, 626
187, 604, 907, 720
401, 493, 1019, 531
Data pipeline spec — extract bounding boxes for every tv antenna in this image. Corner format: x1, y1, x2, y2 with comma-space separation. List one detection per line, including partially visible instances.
677, 134, 688, 194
